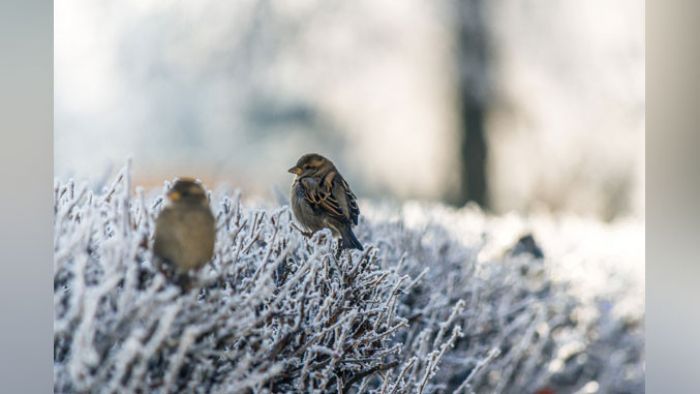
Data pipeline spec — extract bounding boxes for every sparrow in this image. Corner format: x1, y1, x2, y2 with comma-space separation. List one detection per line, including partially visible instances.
288, 153, 363, 251
153, 178, 216, 288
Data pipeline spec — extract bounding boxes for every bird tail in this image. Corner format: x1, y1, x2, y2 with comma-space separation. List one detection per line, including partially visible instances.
340, 227, 364, 251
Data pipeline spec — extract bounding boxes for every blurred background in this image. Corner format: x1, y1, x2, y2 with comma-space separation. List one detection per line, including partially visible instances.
55, 0, 644, 221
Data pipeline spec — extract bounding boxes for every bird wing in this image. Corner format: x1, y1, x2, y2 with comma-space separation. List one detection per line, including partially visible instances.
301, 172, 360, 226
300, 174, 346, 224
153, 206, 181, 261
339, 176, 360, 225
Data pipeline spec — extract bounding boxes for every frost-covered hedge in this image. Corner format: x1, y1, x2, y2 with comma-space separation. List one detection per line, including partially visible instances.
54, 170, 644, 393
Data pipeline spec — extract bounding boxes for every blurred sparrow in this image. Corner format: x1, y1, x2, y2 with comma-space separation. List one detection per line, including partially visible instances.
288, 153, 363, 251
153, 178, 216, 288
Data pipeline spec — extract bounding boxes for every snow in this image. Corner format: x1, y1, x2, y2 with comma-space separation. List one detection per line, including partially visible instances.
54, 169, 644, 393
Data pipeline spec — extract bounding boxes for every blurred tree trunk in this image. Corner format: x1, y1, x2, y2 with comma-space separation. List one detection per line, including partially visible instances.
454, 0, 489, 208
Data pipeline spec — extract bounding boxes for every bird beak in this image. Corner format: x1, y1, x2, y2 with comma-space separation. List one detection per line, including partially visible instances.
288, 166, 302, 175
167, 191, 181, 201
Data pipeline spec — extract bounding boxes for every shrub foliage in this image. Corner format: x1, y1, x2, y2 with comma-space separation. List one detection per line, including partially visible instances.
54, 170, 643, 393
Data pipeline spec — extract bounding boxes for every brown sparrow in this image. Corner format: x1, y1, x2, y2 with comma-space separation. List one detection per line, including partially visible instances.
153, 178, 216, 287
288, 153, 363, 251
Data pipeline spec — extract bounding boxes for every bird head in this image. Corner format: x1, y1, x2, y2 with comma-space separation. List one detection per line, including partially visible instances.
288, 153, 335, 178
167, 178, 209, 206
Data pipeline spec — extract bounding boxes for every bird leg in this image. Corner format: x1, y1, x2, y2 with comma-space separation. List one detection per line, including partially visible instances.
291, 222, 314, 238
175, 273, 193, 294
